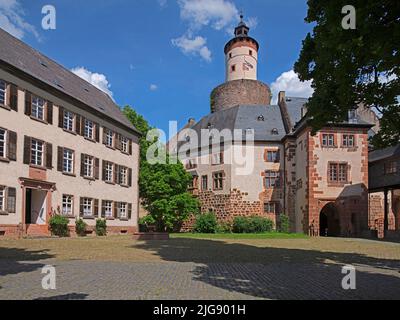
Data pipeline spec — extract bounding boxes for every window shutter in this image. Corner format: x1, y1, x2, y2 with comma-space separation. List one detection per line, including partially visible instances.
23, 136, 31, 165
100, 201, 105, 218
129, 140, 133, 155
6, 187, 16, 214
80, 154, 85, 176
94, 199, 99, 217
57, 147, 63, 172
79, 198, 84, 217
102, 128, 107, 145
7, 131, 17, 161
9, 84, 18, 111
58, 107, 64, 128
114, 164, 119, 184
95, 123, 100, 143
46, 101, 53, 124
128, 168, 132, 187
80, 117, 85, 136
24, 91, 31, 116
115, 134, 121, 150
46, 143, 53, 169
114, 202, 119, 218
128, 203, 132, 220
75, 115, 81, 135
94, 158, 100, 180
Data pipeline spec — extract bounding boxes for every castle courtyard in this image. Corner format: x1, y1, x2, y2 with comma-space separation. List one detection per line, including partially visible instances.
1, 236, 399, 300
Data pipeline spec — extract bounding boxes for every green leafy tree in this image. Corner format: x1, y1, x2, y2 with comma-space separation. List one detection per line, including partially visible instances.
123, 106, 199, 232
294, 0, 399, 148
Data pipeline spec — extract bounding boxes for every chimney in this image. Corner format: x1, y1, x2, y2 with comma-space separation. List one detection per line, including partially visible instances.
188, 118, 196, 126
278, 91, 286, 104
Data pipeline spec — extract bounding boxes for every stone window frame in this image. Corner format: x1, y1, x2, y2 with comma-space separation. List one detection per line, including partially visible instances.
0, 186, 5, 212
328, 162, 350, 186
211, 152, 224, 166
0, 127, 6, 159
321, 133, 336, 148
102, 200, 114, 219
342, 134, 356, 148
264, 148, 280, 163
84, 118, 94, 140
212, 171, 225, 191
31, 95, 46, 121
62, 194, 74, 217
264, 170, 282, 189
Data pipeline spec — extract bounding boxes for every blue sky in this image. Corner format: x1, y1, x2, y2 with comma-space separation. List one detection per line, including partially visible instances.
0, 0, 314, 134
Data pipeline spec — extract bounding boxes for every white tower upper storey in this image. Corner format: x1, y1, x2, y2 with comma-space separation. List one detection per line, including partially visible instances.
225, 15, 259, 82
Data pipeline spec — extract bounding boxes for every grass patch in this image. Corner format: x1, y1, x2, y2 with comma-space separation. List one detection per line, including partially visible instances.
171, 232, 309, 240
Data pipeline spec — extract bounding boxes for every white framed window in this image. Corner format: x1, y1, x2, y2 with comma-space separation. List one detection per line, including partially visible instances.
31, 139, 43, 166
0, 187, 5, 212
31, 96, 45, 120
62, 195, 73, 216
84, 119, 94, 139
0, 128, 6, 158
0, 80, 6, 105
322, 134, 335, 147
120, 136, 128, 153
342, 135, 355, 148
265, 171, 281, 188
63, 110, 74, 131
105, 129, 114, 147
105, 162, 113, 182
119, 166, 128, 185
83, 198, 93, 217
63, 148, 74, 174
83, 155, 93, 178
103, 200, 113, 218
118, 202, 127, 219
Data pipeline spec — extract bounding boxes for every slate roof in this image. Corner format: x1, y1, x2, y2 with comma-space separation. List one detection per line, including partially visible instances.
369, 144, 400, 163
187, 105, 286, 146
285, 97, 308, 127
0, 28, 140, 135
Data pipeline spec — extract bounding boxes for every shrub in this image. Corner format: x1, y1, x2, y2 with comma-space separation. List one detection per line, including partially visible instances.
139, 215, 156, 232
193, 212, 218, 234
95, 219, 107, 236
233, 216, 274, 233
216, 222, 232, 234
75, 218, 87, 237
49, 215, 70, 237
278, 215, 290, 233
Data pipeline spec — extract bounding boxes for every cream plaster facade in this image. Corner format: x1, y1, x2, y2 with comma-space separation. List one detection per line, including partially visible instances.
0, 67, 140, 237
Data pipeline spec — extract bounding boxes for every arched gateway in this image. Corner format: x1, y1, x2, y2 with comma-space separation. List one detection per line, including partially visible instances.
319, 203, 341, 237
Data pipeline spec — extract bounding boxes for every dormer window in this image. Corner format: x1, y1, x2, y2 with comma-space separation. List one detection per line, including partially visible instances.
271, 128, 279, 135
257, 115, 265, 121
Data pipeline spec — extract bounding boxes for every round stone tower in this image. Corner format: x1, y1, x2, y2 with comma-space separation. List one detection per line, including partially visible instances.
211, 15, 272, 113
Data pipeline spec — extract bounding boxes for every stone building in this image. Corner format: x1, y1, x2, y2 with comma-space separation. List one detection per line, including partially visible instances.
0, 29, 140, 237
172, 16, 387, 237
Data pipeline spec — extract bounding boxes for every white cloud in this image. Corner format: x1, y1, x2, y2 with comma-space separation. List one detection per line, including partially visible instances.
271, 70, 314, 104
158, 0, 168, 8
0, 0, 40, 40
172, 34, 212, 62
71, 67, 113, 98
150, 84, 158, 91
177, 0, 238, 31
173, 0, 257, 62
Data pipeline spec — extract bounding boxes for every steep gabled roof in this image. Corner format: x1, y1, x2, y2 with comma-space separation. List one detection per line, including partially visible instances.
0, 28, 140, 136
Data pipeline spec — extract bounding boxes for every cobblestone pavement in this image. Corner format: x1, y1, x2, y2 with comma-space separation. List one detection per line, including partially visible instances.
1, 237, 400, 300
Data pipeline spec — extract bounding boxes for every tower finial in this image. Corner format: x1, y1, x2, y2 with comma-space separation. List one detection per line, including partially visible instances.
239, 10, 244, 22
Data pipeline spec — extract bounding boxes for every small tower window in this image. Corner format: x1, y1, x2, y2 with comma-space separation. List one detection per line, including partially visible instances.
231, 65, 236, 72
229, 53, 232, 58
249, 50, 253, 56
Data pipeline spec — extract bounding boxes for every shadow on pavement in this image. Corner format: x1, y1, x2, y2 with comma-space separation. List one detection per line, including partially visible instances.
135, 238, 400, 300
